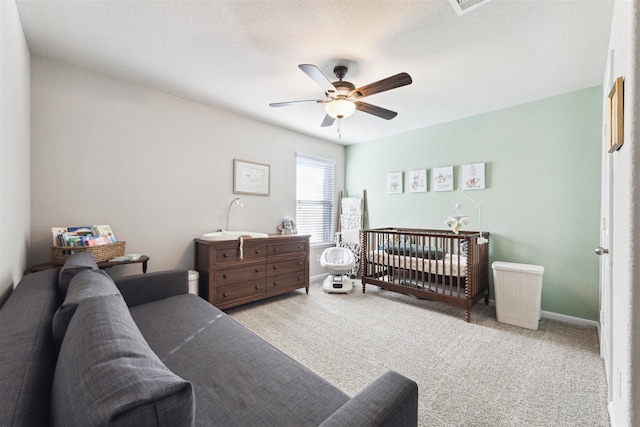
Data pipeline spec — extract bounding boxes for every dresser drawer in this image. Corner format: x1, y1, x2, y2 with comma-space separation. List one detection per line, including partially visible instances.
267, 239, 307, 257
267, 255, 306, 278
214, 263, 266, 286
215, 279, 265, 305
214, 243, 267, 264
267, 273, 307, 295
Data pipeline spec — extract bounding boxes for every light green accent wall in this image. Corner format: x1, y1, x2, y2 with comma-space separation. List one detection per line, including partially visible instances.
345, 87, 602, 320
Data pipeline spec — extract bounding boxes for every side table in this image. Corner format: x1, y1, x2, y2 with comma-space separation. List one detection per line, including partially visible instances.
28, 255, 149, 274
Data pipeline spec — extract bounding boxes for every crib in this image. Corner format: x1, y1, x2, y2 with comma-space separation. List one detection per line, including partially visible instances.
360, 227, 490, 322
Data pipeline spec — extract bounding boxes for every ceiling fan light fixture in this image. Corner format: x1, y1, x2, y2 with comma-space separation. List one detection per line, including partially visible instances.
325, 99, 356, 119
270, 64, 413, 136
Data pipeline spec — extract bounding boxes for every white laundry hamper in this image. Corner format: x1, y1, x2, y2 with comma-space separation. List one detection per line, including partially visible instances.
492, 261, 544, 330
188, 270, 200, 296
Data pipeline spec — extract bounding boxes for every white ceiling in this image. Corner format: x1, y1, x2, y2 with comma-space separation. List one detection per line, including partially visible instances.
15, 0, 615, 145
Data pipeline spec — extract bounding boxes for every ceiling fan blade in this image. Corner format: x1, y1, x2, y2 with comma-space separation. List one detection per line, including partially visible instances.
320, 114, 335, 127
355, 101, 398, 120
269, 99, 326, 107
299, 64, 338, 96
352, 72, 412, 98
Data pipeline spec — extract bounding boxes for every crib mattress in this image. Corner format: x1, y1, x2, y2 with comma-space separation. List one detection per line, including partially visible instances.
367, 250, 467, 277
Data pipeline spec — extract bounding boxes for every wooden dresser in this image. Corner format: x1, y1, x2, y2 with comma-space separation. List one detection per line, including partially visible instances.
194, 234, 309, 309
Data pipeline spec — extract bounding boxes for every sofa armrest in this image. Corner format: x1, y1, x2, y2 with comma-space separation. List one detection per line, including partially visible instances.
112, 269, 188, 307
319, 371, 418, 427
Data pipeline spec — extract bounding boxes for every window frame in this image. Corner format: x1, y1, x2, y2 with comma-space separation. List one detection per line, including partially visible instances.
295, 153, 336, 246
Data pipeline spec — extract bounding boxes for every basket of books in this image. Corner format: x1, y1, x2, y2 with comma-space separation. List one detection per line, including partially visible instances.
51, 241, 126, 265
50, 225, 125, 265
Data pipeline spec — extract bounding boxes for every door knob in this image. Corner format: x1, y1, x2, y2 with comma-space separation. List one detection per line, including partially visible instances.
595, 247, 609, 256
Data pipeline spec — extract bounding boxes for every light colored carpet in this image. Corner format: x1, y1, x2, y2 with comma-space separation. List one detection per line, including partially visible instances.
227, 281, 610, 427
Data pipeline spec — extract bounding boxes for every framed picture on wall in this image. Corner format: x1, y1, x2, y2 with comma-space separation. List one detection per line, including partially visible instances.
433, 166, 454, 192
233, 159, 270, 196
607, 76, 624, 153
409, 169, 427, 193
462, 163, 485, 190
387, 172, 403, 194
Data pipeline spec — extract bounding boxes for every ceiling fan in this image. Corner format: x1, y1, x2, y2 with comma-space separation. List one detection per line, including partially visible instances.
269, 64, 413, 131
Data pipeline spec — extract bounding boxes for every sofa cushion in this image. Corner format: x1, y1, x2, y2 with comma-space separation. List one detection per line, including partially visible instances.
130, 294, 350, 426
114, 269, 189, 307
51, 294, 195, 427
52, 269, 121, 347
0, 269, 60, 426
58, 252, 99, 294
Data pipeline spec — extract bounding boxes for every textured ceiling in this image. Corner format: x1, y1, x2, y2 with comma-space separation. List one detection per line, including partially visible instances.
15, 0, 615, 145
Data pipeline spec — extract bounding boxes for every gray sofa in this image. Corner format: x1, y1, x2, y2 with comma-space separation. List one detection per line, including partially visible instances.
0, 253, 418, 426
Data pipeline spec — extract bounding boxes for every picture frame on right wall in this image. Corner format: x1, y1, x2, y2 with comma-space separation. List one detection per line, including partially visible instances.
408, 169, 427, 193
387, 172, 403, 194
607, 76, 624, 153
462, 163, 485, 190
433, 166, 454, 192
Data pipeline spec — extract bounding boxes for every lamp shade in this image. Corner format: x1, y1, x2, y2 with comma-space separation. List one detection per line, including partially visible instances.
325, 99, 356, 119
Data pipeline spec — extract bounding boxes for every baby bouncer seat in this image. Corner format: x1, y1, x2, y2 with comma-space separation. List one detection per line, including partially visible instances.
320, 245, 356, 293
320, 191, 365, 293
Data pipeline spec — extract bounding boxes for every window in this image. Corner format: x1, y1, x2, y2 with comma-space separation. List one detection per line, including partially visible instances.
296, 154, 335, 245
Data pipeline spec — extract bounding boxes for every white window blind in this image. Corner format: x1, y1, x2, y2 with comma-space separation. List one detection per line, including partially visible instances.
296, 154, 335, 245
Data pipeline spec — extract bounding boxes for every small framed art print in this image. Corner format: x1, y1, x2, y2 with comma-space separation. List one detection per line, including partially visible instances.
233, 159, 270, 196
607, 76, 624, 153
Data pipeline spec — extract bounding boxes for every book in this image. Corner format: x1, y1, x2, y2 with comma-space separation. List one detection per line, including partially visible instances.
68, 226, 94, 234
64, 235, 83, 247
51, 227, 68, 246
93, 225, 116, 243
84, 236, 112, 247
109, 254, 141, 262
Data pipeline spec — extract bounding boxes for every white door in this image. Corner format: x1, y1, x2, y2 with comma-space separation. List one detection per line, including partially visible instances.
598, 153, 613, 401
598, 49, 614, 401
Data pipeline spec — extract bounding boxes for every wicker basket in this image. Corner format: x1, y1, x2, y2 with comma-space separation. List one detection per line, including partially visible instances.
51, 241, 126, 265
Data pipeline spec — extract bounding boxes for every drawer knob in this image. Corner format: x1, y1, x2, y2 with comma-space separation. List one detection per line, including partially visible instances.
223, 274, 228, 278
255, 250, 261, 254
298, 245, 303, 249
255, 268, 260, 273
298, 262, 302, 266
273, 282, 278, 286
223, 293, 228, 297
255, 286, 260, 290
273, 248, 279, 252
223, 253, 228, 258
273, 266, 278, 270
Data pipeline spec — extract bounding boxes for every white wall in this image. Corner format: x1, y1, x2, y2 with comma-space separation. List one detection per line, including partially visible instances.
0, 0, 31, 305
605, 1, 639, 425
30, 57, 344, 277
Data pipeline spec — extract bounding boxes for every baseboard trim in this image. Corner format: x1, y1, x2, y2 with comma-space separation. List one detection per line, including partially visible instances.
608, 401, 617, 427
310, 273, 329, 284
486, 299, 599, 328
540, 310, 599, 328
